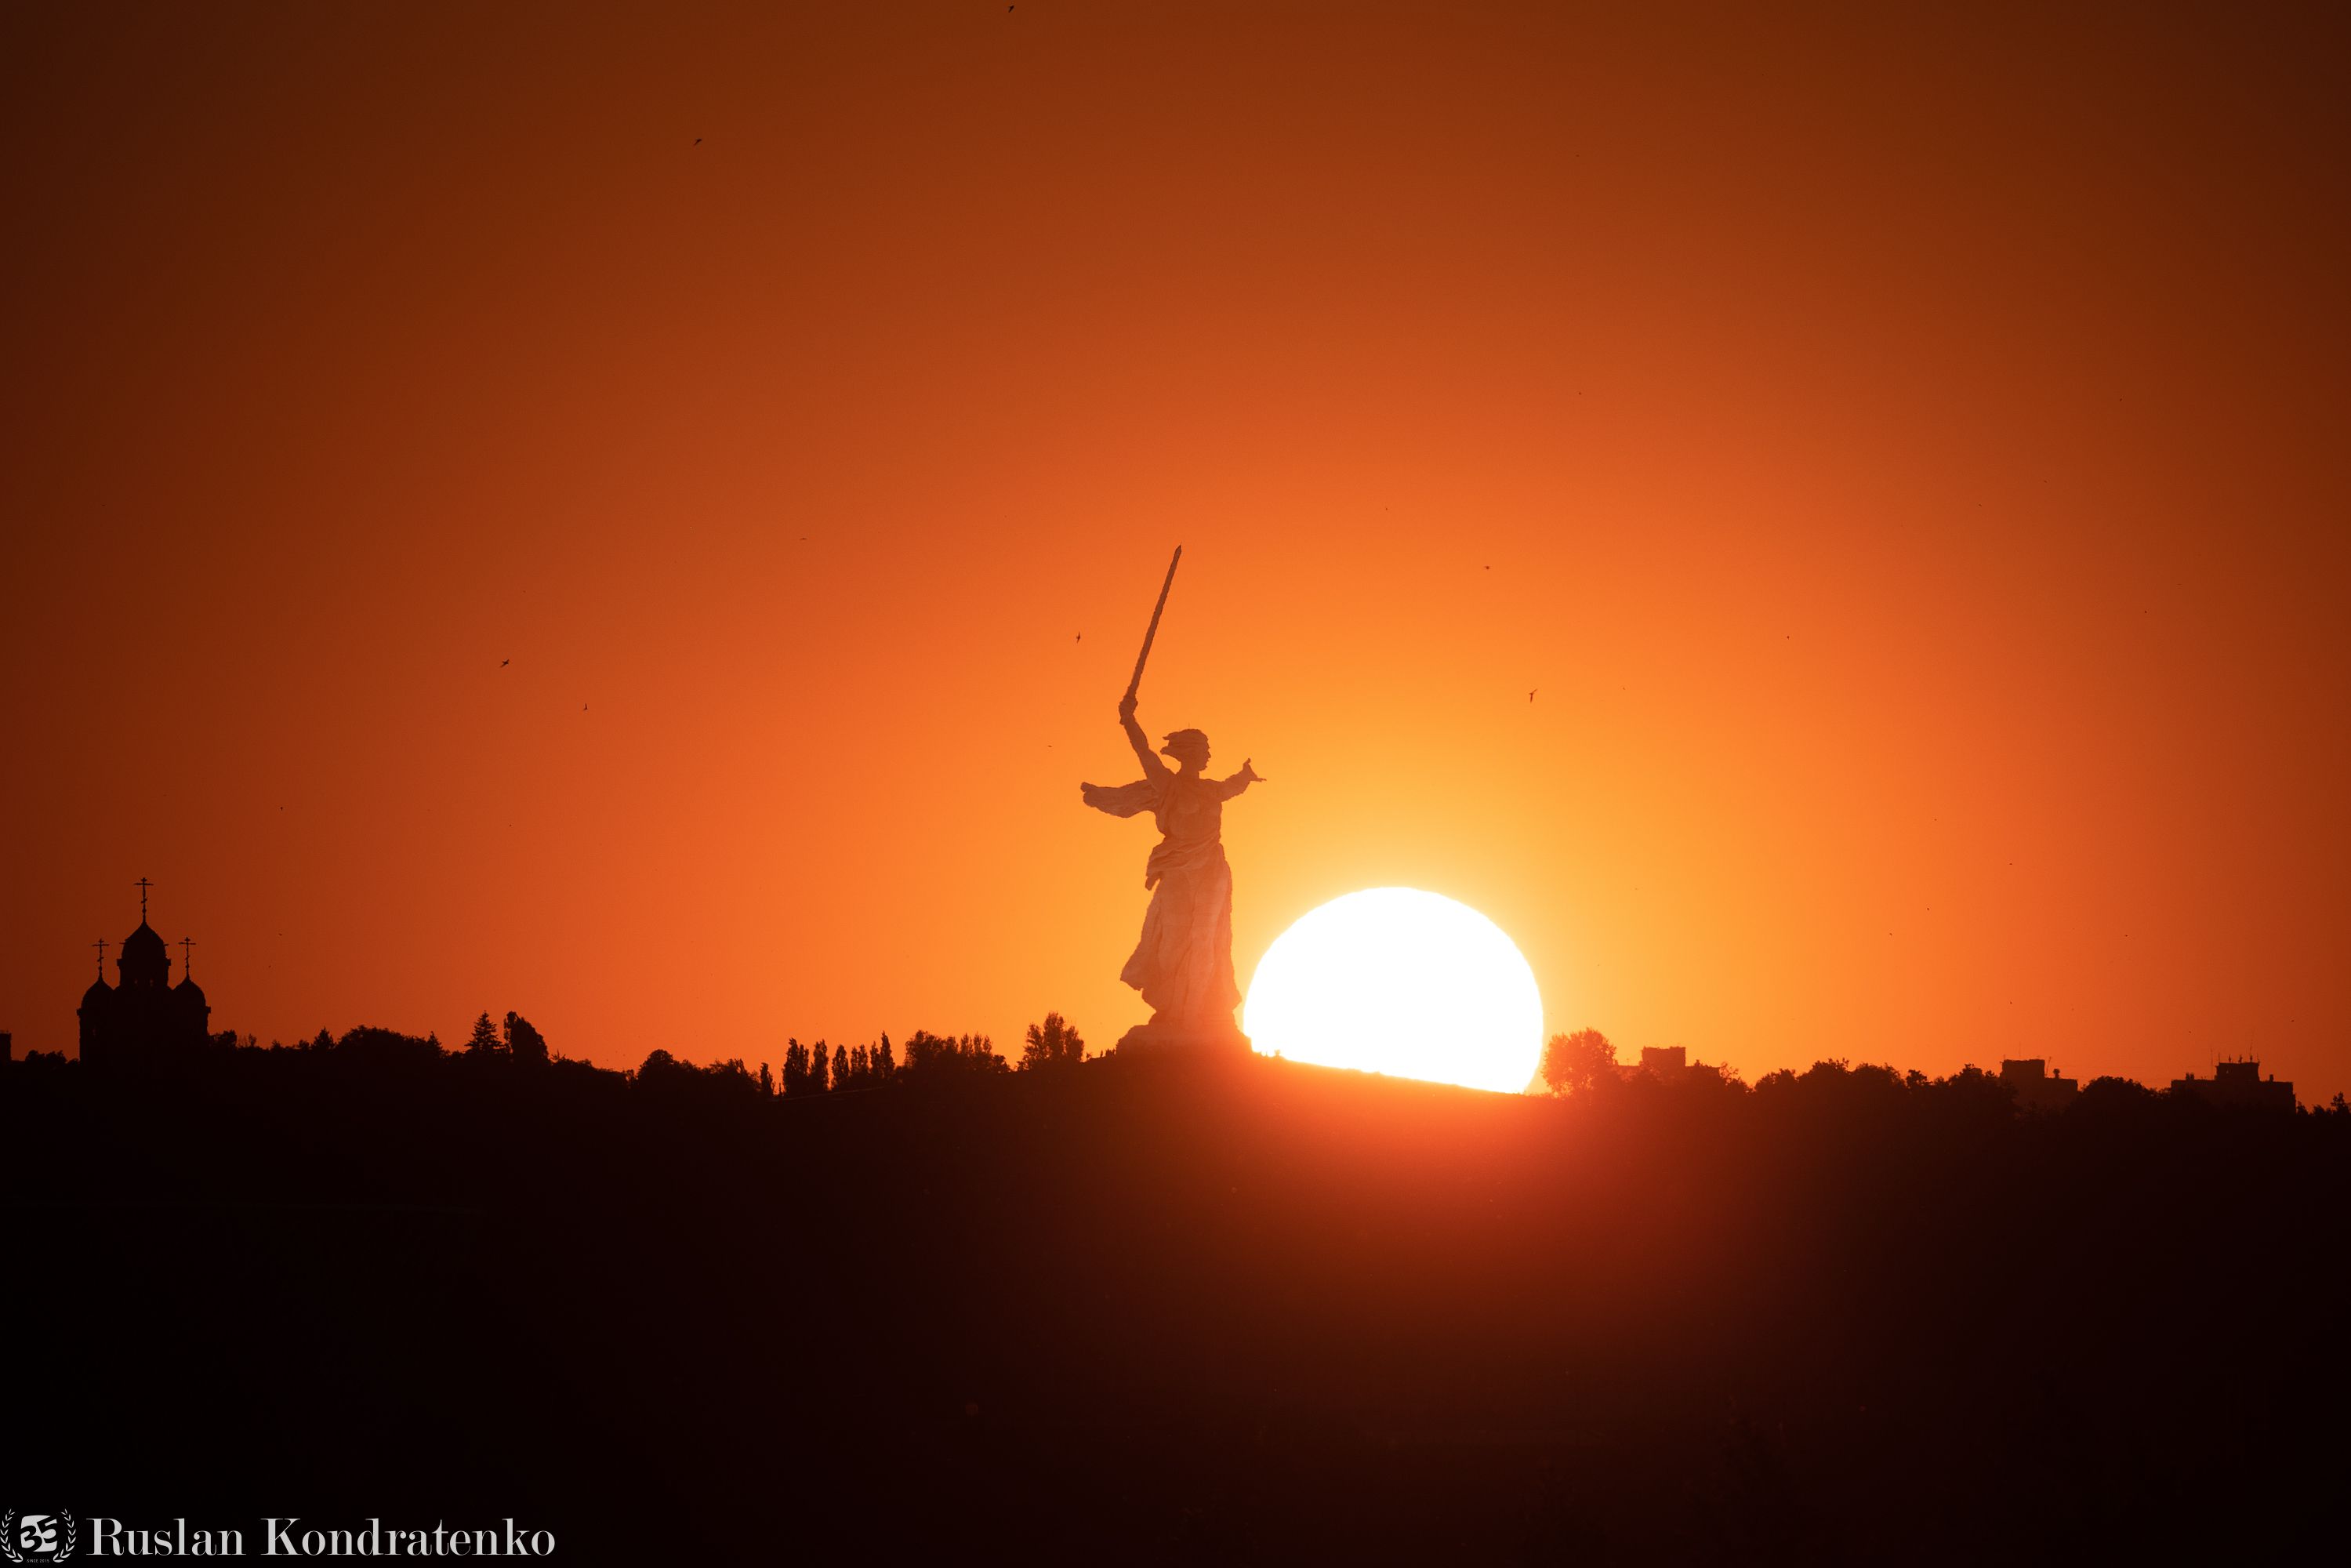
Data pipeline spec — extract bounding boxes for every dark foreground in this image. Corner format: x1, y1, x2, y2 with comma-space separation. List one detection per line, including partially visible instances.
11, 1050, 2347, 1563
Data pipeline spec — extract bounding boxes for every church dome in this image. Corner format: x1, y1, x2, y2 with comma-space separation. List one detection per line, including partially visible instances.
118, 921, 170, 986
82, 976, 113, 1009
175, 975, 208, 1007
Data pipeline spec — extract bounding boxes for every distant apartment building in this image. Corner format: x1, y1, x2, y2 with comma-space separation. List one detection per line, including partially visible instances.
2169, 1058, 2295, 1112
1999, 1058, 2080, 1113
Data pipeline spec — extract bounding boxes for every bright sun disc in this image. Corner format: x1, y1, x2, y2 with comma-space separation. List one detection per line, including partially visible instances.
1243, 887, 1544, 1094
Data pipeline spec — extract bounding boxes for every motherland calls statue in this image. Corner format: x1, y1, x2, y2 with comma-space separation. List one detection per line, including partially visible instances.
1080, 548, 1262, 1053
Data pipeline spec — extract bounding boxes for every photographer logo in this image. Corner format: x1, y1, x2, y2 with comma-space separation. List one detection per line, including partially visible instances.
1, 1511, 75, 1563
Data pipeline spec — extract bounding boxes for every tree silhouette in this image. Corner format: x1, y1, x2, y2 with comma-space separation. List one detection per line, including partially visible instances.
336, 1025, 444, 1067
900, 1029, 1009, 1082
833, 1043, 851, 1090
504, 1011, 550, 1065
466, 1011, 502, 1057
1020, 1011, 1087, 1071
633, 1047, 763, 1103
1540, 1027, 1616, 1095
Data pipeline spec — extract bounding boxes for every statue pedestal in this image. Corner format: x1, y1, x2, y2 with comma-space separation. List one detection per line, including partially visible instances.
1110, 1019, 1254, 1058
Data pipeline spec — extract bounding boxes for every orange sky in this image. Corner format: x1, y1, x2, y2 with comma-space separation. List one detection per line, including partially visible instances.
4, 2, 2346, 1100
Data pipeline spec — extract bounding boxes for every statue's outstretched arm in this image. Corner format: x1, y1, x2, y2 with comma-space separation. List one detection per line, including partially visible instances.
1217, 758, 1264, 799
1119, 693, 1166, 779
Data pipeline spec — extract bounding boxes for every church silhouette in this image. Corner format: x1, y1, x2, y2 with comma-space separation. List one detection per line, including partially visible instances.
78, 879, 211, 1069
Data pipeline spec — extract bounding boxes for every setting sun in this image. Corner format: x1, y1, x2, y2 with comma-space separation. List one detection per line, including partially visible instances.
1243, 888, 1545, 1093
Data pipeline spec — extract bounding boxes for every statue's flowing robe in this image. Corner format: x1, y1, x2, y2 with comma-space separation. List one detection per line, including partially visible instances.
1082, 769, 1245, 1025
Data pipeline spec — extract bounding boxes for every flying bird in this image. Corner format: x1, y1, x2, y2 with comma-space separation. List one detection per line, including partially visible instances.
1529, 690, 1536, 702
499, 659, 510, 666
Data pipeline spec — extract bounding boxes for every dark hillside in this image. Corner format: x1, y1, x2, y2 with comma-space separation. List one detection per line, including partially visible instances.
10, 1051, 2346, 1563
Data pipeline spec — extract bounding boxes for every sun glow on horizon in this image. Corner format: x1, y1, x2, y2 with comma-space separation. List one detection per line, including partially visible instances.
1243, 887, 1544, 1094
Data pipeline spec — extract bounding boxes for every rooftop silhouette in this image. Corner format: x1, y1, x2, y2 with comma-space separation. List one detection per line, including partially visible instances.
2171, 1057, 2297, 1112
2000, 1056, 2081, 1114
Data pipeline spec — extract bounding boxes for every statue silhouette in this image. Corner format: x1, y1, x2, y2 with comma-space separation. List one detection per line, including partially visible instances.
1080, 555, 1262, 1052
1082, 694, 1261, 1049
